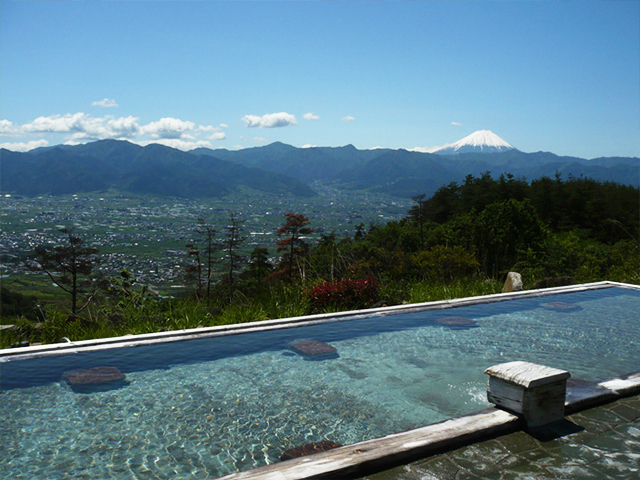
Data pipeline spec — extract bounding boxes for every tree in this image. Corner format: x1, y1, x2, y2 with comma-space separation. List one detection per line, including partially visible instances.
423, 181, 461, 223
276, 213, 315, 282
184, 243, 203, 294
408, 194, 426, 250
221, 212, 246, 299
308, 232, 355, 281
185, 218, 218, 297
243, 247, 273, 294
31, 228, 99, 316
473, 199, 547, 277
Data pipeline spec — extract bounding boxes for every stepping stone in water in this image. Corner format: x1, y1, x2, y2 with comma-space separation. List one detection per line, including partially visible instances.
63, 366, 128, 393
280, 440, 341, 461
434, 316, 478, 328
291, 340, 339, 359
540, 301, 583, 312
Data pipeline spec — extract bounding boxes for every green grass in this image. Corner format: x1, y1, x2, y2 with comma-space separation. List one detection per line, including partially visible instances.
0, 277, 505, 349
406, 278, 503, 304
1, 274, 67, 306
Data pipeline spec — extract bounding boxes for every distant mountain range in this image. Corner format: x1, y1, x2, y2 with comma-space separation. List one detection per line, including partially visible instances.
1, 132, 638, 198
0, 140, 315, 198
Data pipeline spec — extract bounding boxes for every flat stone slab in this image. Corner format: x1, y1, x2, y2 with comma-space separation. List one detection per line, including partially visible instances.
280, 440, 341, 461
63, 366, 126, 385
291, 340, 337, 356
485, 361, 570, 388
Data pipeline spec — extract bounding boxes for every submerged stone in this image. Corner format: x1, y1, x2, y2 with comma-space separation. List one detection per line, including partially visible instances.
434, 316, 478, 328
291, 340, 337, 356
63, 366, 128, 392
540, 301, 583, 312
280, 440, 341, 461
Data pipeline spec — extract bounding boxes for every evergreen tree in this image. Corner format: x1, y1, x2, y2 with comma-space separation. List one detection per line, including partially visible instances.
243, 247, 273, 294
276, 213, 315, 282
222, 212, 246, 299
186, 218, 218, 297
409, 194, 426, 251
31, 228, 99, 316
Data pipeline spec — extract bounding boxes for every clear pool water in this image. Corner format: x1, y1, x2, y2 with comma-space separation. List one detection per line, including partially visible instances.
1, 286, 639, 479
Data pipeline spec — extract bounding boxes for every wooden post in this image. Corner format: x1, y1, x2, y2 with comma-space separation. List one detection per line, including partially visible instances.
484, 361, 570, 428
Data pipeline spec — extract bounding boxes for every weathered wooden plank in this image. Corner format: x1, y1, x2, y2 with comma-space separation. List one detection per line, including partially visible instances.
220, 371, 640, 480
218, 409, 520, 480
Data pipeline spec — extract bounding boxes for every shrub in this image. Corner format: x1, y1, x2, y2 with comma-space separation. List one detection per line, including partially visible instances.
304, 276, 380, 313
412, 245, 479, 281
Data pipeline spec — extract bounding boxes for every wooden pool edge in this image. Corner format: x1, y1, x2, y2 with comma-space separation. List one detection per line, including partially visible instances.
1, 280, 637, 362
218, 372, 640, 480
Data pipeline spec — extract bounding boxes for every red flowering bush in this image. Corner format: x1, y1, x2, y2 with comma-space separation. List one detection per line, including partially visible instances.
304, 276, 380, 312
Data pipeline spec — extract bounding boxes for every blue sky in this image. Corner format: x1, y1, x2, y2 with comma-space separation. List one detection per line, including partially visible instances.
1, 1, 638, 158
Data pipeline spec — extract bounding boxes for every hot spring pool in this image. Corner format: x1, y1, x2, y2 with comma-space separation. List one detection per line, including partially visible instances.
1, 283, 639, 478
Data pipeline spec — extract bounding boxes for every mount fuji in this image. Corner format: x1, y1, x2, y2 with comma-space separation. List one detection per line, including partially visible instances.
433, 130, 515, 155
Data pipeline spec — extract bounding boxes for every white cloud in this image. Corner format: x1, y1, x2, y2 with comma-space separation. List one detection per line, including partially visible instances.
207, 132, 226, 140
0, 139, 49, 152
342, 116, 355, 122
16, 113, 141, 141
22, 113, 90, 134
0, 120, 19, 136
135, 139, 214, 151
141, 117, 196, 139
301, 144, 317, 148
219, 123, 229, 128
106, 116, 141, 137
303, 112, 319, 120
408, 145, 446, 153
198, 125, 226, 141
92, 98, 118, 108
242, 112, 297, 128
451, 122, 464, 126
1, 112, 228, 150
240, 136, 268, 143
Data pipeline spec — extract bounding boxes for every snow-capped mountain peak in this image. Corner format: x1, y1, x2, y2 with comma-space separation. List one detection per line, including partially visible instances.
434, 130, 515, 155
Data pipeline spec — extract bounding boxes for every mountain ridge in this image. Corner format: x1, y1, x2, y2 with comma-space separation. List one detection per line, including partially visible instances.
1, 138, 637, 199
1, 141, 316, 198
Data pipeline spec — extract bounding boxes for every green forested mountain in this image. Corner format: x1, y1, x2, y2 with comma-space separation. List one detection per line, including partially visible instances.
1, 139, 638, 198
0, 140, 316, 197
199, 143, 639, 197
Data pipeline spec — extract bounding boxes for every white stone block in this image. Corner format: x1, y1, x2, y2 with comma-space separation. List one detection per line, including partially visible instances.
485, 361, 570, 427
